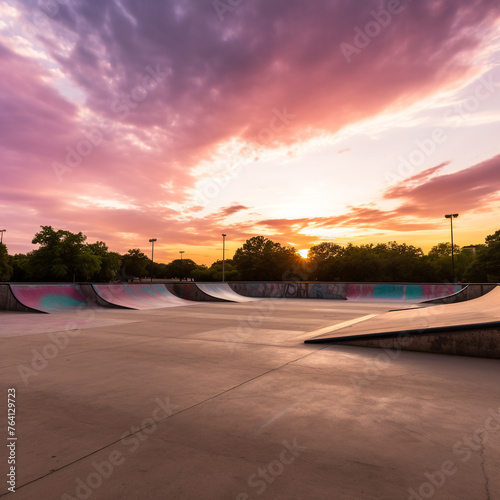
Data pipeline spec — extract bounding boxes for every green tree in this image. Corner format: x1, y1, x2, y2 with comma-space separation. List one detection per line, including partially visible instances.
26, 226, 100, 281
371, 242, 431, 282
381, 242, 423, 257
165, 258, 198, 280
463, 231, 500, 282
191, 260, 239, 281
8, 253, 29, 281
208, 259, 239, 281
307, 242, 343, 280
87, 242, 122, 282
428, 242, 460, 258
485, 230, 500, 245
191, 264, 211, 281
233, 236, 300, 280
427, 242, 466, 282
121, 249, 150, 280
308, 242, 343, 260
333, 244, 382, 281
151, 262, 169, 279
0, 244, 13, 281
315, 242, 434, 282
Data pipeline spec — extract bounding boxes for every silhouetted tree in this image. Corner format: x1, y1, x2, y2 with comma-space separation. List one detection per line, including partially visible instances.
307, 242, 343, 280
8, 254, 29, 281
87, 242, 122, 282
165, 258, 198, 280
191, 264, 211, 281
26, 226, 100, 281
191, 259, 239, 281
121, 249, 150, 280
428, 242, 460, 258
151, 262, 169, 279
233, 236, 300, 280
427, 242, 472, 282
309, 242, 434, 282
463, 231, 500, 282
0, 244, 13, 281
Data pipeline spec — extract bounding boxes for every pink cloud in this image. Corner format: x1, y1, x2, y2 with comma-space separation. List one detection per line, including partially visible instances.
384, 155, 500, 216
225, 155, 500, 240
3, 0, 500, 259
217, 204, 250, 218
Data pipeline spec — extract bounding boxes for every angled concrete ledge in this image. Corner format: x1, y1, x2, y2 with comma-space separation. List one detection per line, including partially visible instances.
306, 322, 500, 359
305, 286, 500, 359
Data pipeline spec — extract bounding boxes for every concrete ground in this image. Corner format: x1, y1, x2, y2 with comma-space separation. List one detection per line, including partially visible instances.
0, 299, 499, 500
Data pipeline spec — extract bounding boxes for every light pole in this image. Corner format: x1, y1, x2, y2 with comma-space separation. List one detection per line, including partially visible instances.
0, 230, 5, 245
222, 234, 226, 282
149, 238, 157, 282
444, 214, 459, 282
179, 251, 184, 281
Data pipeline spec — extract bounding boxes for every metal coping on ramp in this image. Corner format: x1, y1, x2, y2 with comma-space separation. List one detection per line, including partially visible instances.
92, 283, 193, 309
195, 283, 257, 302
304, 287, 500, 358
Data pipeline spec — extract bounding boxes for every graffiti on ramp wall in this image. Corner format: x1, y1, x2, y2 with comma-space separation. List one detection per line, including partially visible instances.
229, 282, 347, 299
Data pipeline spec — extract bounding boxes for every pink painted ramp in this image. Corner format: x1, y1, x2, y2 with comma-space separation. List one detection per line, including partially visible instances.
92, 284, 192, 309
10, 284, 102, 313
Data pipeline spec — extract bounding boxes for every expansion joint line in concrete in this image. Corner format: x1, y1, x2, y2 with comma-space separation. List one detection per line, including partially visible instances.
3, 346, 327, 496
479, 442, 491, 500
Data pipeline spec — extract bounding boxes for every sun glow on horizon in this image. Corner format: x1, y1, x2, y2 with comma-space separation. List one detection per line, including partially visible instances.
298, 249, 309, 258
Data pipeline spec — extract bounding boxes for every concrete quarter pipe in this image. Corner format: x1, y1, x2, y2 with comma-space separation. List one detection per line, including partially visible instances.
195, 283, 257, 302
92, 284, 193, 309
166, 283, 227, 301
9, 284, 103, 313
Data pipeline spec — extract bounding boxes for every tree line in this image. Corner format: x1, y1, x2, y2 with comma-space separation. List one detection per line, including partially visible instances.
0, 226, 499, 283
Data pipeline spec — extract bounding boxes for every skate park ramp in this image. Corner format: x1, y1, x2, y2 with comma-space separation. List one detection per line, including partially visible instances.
0, 284, 31, 312
305, 286, 500, 358
421, 283, 497, 304
166, 283, 227, 302
195, 283, 257, 302
345, 283, 461, 301
9, 284, 105, 313
92, 284, 193, 309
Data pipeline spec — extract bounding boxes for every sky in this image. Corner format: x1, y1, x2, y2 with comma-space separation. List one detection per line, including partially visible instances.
1, 0, 500, 265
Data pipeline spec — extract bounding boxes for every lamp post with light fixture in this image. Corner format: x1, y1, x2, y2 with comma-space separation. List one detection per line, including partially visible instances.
149, 238, 157, 282
0, 229, 5, 245
222, 234, 226, 282
444, 214, 459, 282
179, 251, 185, 281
